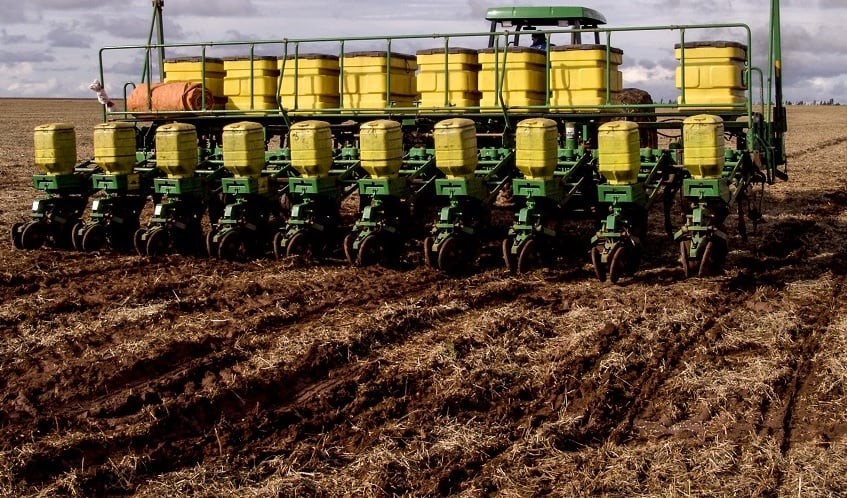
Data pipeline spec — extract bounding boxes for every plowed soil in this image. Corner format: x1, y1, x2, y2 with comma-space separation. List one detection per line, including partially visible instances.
0, 99, 845, 497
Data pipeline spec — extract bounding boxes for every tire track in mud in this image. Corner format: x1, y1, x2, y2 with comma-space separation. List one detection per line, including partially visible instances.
271, 278, 546, 495
533, 293, 733, 448
6, 264, 448, 418
765, 275, 846, 492
754, 127, 847, 473
223, 280, 737, 496
437, 284, 759, 496
12, 273, 535, 493
8, 266, 465, 491
0, 256, 227, 385
787, 134, 847, 160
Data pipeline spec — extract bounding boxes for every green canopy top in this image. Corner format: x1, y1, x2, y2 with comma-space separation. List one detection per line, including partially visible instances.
484, 6, 607, 27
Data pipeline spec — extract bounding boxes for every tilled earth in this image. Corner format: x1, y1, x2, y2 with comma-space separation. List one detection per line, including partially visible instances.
0, 100, 845, 497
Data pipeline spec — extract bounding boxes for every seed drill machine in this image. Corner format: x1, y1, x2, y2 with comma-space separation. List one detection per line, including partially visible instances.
13, 0, 787, 281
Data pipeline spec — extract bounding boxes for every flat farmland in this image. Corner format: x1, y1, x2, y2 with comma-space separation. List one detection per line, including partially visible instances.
0, 99, 845, 496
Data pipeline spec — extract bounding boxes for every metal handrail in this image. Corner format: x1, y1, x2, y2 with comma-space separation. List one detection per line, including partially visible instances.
100, 21, 759, 121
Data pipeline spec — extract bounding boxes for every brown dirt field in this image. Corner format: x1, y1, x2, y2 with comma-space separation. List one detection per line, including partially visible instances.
0, 99, 845, 497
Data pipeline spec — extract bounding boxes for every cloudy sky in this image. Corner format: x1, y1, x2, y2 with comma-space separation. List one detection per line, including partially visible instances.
0, 0, 844, 104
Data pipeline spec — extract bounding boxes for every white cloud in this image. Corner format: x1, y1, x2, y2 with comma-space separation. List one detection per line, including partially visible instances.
46, 21, 93, 48
0, 62, 34, 76
0, 50, 54, 64
27, 0, 94, 9
6, 78, 60, 97
166, 0, 261, 17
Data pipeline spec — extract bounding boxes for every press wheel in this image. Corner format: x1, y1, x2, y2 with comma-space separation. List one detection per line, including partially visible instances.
270, 231, 282, 260
624, 238, 642, 276
591, 245, 607, 282
20, 222, 45, 250
343, 233, 357, 266
437, 235, 473, 276
81, 224, 107, 252
608, 244, 626, 284
516, 238, 541, 274
698, 238, 727, 277
71, 222, 84, 251
679, 239, 698, 278
205, 231, 218, 257
502, 238, 516, 273
11, 222, 25, 250
285, 230, 312, 259
218, 230, 249, 261
133, 228, 146, 256
146, 228, 170, 256
423, 236, 438, 268
357, 233, 384, 267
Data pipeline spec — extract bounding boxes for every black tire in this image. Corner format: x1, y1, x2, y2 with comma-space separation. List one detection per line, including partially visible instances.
608, 244, 626, 284
516, 238, 541, 274
133, 228, 146, 256
591, 245, 606, 282
502, 238, 516, 273
218, 230, 248, 261
272, 231, 285, 260
343, 233, 357, 266
11, 222, 25, 250
437, 235, 473, 276
423, 236, 437, 268
357, 233, 383, 267
146, 228, 170, 257
20, 223, 45, 250
81, 224, 107, 252
679, 239, 698, 279
71, 222, 84, 251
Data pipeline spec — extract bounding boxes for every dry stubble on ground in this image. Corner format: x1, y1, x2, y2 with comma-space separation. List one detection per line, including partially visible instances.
0, 99, 845, 497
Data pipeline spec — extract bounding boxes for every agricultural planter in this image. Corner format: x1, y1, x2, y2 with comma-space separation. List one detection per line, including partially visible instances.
12, 124, 97, 250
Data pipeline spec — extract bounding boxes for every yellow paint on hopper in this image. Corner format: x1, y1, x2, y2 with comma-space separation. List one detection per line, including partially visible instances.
433, 118, 478, 178
222, 121, 266, 178
477, 47, 546, 109
225, 96, 279, 111
164, 57, 225, 97
359, 120, 403, 179
223, 56, 280, 110
683, 114, 725, 179
279, 54, 340, 110
675, 41, 747, 110
289, 120, 334, 178
341, 51, 417, 110
34, 123, 76, 175
223, 57, 278, 94
515, 118, 558, 180
597, 121, 640, 185
549, 45, 623, 109
155, 123, 198, 179
416, 48, 481, 108
94, 122, 137, 175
